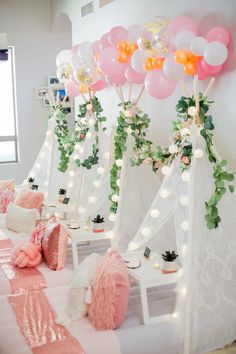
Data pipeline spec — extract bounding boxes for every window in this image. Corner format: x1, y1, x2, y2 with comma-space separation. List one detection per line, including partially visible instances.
0, 46, 18, 164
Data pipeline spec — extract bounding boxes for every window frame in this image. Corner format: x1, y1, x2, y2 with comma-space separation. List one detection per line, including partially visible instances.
0, 46, 19, 164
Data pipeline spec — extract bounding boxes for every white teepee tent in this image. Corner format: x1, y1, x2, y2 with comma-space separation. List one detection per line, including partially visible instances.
128, 77, 236, 354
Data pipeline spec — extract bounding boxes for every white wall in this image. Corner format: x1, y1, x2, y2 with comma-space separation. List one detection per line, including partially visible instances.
53, 0, 236, 170
0, 0, 72, 183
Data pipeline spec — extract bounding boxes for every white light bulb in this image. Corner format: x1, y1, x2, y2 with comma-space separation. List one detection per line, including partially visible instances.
104, 152, 110, 160
141, 227, 151, 236
180, 196, 189, 206
150, 209, 160, 218
181, 287, 187, 297
46, 130, 52, 137
86, 131, 92, 139
188, 106, 197, 117
160, 189, 172, 199
106, 230, 114, 239
68, 182, 74, 189
97, 167, 104, 175
181, 220, 189, 231
43, 181, 48, 187
115, 159, 123, 167
111, 194, 119, 202
181, 128, 190, 137
172, 312, 178, 319
194, 148, 204, 159
169, 144, 178, 154
78, 206, 86, 214
69, 170, 75, 177
88, 118, 95, 126
181, 244, 187, 256
35, 163, 41, 169
88, 196, 96, 204
181, 171, 190, 182
116, 179, 120, 187
128, 241, 138, 251
108, 213, 116, 222
93, 180, 100, 188
161, 165, 172, 176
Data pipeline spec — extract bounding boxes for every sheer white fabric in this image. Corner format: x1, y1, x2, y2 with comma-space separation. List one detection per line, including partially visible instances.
129, 125, 236, 353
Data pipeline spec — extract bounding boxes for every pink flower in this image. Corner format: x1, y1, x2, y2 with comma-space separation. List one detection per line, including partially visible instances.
182, 156, 190, 165
154, 161, 162, 169
79, 133, 85, 139
144, 157, 152, 164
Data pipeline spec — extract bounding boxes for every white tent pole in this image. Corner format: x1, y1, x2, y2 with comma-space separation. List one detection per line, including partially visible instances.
204, 77, 215, 97
134, 84, 145, 106
115, 86, 122, 102
179, 78, 190, 97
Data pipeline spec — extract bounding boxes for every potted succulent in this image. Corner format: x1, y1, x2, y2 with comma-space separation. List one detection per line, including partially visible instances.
58, 188, 67, 203
27, 177, 35, 189
92, 214, 105, 233
161, 250, 178, 274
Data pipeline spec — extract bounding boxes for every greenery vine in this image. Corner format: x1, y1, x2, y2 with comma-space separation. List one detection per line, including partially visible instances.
109, 102, 151, 213
53, 96, 106, 172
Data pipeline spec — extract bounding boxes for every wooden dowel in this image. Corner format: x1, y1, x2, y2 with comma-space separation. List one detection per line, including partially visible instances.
193, 75, 199, 113
119, 86, 125, 106
88, 88, 92, 100
204, 77, 215, 97
134, 84, 145, 107
179, 78, 190, 97
115, 86, 122, 102
91, 90, 95, 100
128, 82, 133, 102
56, 91, 60, 104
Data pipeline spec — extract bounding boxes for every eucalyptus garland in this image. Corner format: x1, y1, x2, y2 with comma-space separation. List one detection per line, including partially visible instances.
109, 102, 151, 213
53, 96, 106, 172
144, 94, 235, 230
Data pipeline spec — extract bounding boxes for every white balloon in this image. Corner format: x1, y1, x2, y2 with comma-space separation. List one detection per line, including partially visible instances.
174, 29, 195, 51
127, 24, 143, 42
131, 50, 146, 73
78, 41, 92, 61
190, 36, 207, 56
204, 41, 228, 66
56, 49, 71, 67
163, 53, 184, 80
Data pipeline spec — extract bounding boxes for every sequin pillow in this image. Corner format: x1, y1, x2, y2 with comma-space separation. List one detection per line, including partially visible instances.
15, 188, 44, 214
41, 216, 69, 270
0, 179, 14, 191
88, 249, 130, 330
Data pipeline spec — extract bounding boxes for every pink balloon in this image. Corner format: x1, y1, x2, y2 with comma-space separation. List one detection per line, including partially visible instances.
169, 16, 197, 36
108, 26, 128, 46
98, 46, 124, 77
206, 27, 230, 47
196, 61, 209, 80
99, 33, 110, 51
105, 71, 126, 86
91, 40, 100, 56
145, 70, 176, 99
200, 59, 223, 75
125, 65, 146, 84
89, 79, 106, 91
65, 81, 80, 97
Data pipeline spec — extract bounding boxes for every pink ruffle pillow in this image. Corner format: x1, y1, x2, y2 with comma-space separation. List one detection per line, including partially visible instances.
0, 186, 15, 213
41, 215, 69, 270
15, 189, 44, 214
11, 242, 42, 268
88, 249, 130, 330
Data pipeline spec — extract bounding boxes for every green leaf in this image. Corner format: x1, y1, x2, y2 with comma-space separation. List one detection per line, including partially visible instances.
229, 185, 235, 193
207, 221, 215, 229
220, 159, 227, 167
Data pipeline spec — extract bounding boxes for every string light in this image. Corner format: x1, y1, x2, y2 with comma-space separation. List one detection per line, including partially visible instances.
161, 165, 172, 176
78, 206, 86, 214
88, 196, 96, 204
180, 128, 190, 137
104, 152, 110, 160
181, 171, 190, 182
172, 312, 178, 319
181, 287, 187, 297
88, 118, 95, 126
68, 182, 74, 189
160, 189, 172, 198
169, 144, 178, 154
128, 241, 138, 251
46, 131, 52, 137
108, 213, 116, 222
150, 209, 160, 218
194, 148, 204, 159
106, 230, 114, 239
35, 163, 41, 169
69, 170, 75, 177
111, 194, 119, 202
187, 106, 197, 117
93, 180, 100, 188
97, 167, 105, 175
141, 227, 151, 236
181, 220, 189, 231
115, 159, 123, 167
86, 131, 92, 139
116, 179, 120, 187
180, 196, 189, 206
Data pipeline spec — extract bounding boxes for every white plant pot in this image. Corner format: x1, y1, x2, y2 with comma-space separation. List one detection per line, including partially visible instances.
92, 222, 105, 233
58, 195, 66, 203
27, 182, 33, 189
162, 260, 177, 274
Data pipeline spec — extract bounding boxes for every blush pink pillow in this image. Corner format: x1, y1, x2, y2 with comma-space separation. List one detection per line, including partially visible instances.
41, 216, 69, 270
88, 249, 130, 330
15, 189, 44, 214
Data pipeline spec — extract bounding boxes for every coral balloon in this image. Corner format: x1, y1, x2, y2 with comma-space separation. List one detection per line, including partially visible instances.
117, 51, 129, 63
196, 61, 209, 80
64, 81, 80, 98
108, 26, 128, 46
200, 59, 223, 75
99, 33, 110, 51
125, 65, 146, 84
207, 27, 230, 47
145, 70, 177, 99
169, 16, 197, 36
174, 50, 188, 64
89, 79, 106, 91
152, 56, 164, 69
98, 46, 124, 77
143, 58, 154, 71
163, 53, 184, 80
204, 41, 228, 66
106, 72, 126, 86
131, 49, 146, 73
183, 61, 196, 75
190, 36, 207, 56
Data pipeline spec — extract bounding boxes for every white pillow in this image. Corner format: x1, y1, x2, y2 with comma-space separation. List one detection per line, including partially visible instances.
5, 203, 38, 233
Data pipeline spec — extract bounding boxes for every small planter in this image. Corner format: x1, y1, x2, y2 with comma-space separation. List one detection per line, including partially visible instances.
92, 222, 105, 233
27, 182, 33, 189
162, 260, 177, 274
58, 188, 67, 203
